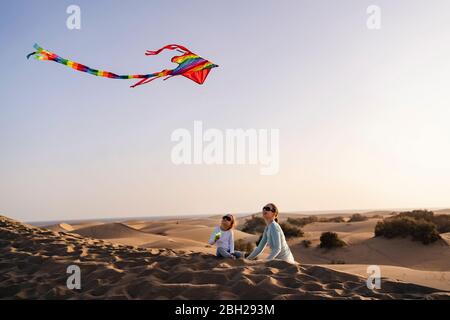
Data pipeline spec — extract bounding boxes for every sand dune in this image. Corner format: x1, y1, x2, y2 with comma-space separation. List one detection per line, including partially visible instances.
70, 221, 106, 229
435, 209, 450, 215
323, 264, 450, 292
70, 222, 213, 252
291, 221, 450, 271
140, 222, 257, 243
176, 218, 221, 228
302, 220, 380, 234
42, 223, 75, 233
123, 220, 258, 247
74, 222, 153, 239
441, 232, 450, 245
155, 225, 257, 243
1, 215, 448, 300
137, 221, 206, 234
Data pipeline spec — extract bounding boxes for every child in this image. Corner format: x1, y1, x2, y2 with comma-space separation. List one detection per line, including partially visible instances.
208, 214, 242, 259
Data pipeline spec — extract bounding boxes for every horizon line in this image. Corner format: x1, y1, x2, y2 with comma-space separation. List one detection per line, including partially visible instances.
15, 205, 450, 225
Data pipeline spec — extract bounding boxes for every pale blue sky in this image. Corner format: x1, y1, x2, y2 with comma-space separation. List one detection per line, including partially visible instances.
1, 1, 450, 221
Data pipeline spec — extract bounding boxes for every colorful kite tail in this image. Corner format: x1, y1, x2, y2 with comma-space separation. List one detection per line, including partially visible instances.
26, 43, 164, 87
145, 44, 192, 56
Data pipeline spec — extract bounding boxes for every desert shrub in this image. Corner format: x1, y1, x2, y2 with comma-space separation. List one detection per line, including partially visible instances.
375, 217, 414, 238
287, 216, 318, 227
397, 210, 450, 233
241, 215, 266, 234
319, 232, 346, 249
375, 215, 441, 244
234, 239, 255, 254
279, 222, 304, 239
400, 211, 450, 234
378, 210, 450, 233
433, 214, 450, 233
301, 239, 312, 248
397, 210, 434, 221
348, 213, 368, 222
411, 221, 441, 244
319, 216, 345, 223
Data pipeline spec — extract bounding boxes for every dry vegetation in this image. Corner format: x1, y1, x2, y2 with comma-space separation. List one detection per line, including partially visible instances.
319, 232, 346, 249
375, 210, 450, 245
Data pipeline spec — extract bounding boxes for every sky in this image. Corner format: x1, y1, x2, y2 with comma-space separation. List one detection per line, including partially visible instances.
1, 0, 450, 222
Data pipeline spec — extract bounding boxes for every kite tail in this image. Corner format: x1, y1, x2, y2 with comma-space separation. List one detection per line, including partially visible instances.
130, 76, 161, 88
27, 43, 169, 87
130, 69, 174, 88
27, 43, 55, 61
145, 44, 192, 56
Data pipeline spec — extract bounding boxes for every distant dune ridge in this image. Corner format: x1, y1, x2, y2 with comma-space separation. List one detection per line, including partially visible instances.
1, 215, 449, 299
43, 223, 74, 233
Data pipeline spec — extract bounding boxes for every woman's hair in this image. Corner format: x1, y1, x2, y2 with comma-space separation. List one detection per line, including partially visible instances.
265, 203, 279, 223
224, 214, 236, 230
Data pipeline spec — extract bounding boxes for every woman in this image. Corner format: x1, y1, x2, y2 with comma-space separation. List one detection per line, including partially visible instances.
208, 214, 242, 259
246, 203, 295, 263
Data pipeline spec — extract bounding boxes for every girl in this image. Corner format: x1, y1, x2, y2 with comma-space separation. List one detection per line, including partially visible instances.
246, 203, 295, 263
208, 214, 242, 259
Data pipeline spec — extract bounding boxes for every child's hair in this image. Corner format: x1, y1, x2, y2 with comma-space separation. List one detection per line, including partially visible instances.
265, 203, 279, 223
223, 214, 236, 230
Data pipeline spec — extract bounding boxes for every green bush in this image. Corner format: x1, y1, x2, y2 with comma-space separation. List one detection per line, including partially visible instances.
348, 213, 368, 222
397, 210, 434, 221
397, 210, 450, 233
318, 216, 345, 223
241, 215, 266, 234
301, 239, 312, 248
433, 214, 450, 233
375, 215, 441, 244
411, 221, 441, 244
287, 216, 318, 227
234, 239, 255, 254
279, 222, 304, 239
319, 232, 346, 249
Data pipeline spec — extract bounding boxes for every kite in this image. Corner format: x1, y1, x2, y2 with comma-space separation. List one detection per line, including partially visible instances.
27, 44, 218, 88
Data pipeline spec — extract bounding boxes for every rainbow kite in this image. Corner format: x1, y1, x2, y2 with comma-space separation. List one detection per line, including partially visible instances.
27, 44, 218, 88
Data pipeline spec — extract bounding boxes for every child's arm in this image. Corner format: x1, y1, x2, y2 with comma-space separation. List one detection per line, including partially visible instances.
208, 227, 219, 245
229, 231, 235, 254
246, 228, 268, 260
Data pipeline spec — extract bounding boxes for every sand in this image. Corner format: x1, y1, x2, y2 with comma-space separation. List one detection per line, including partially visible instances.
290, 220, 450, 271
1, 215, 449, 300
67, 222, 215, 253
324, 265, 450, 292
42, 223, 75, 233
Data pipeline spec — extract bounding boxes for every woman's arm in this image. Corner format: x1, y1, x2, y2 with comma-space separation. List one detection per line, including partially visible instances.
208, 227, 219, 245
266, 223, 282, 260
246, 228, 268, 260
